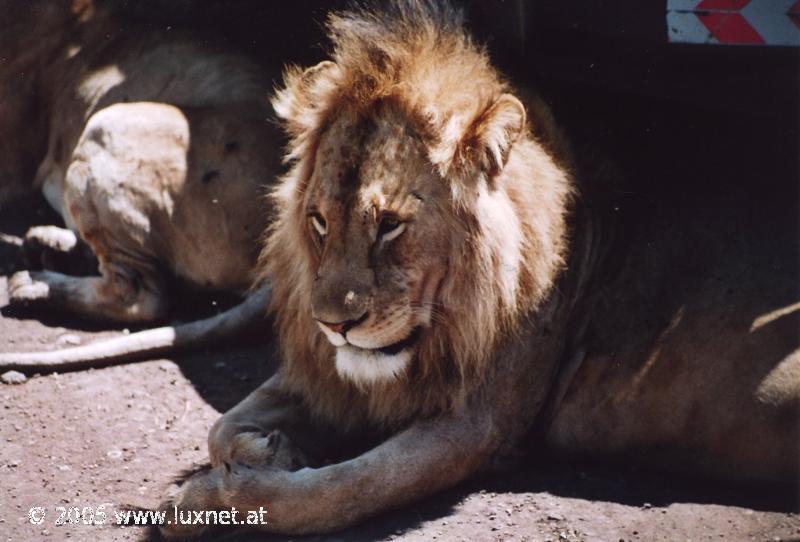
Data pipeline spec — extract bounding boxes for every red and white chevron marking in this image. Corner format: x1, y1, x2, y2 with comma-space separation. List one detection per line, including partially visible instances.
667, 0, 800, 45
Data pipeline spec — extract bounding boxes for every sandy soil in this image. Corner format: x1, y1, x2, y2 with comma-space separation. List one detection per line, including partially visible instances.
1, 198, 798, 542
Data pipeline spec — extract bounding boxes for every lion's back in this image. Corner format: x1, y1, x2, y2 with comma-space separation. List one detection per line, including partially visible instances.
547, 194, 799, 483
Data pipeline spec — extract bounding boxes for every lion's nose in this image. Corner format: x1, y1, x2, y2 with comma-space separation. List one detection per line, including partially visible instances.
318, 312, 368, 335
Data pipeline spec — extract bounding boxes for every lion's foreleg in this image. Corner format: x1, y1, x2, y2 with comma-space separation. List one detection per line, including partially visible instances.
215, 407, 501, 534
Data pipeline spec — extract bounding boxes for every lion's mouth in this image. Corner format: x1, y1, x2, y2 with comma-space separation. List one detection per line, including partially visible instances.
346, 326, 422, 356
373, 327, 422, 356
334, 327, 422, 384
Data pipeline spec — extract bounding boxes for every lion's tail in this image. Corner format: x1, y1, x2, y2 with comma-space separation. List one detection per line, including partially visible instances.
0, 283, 270, 374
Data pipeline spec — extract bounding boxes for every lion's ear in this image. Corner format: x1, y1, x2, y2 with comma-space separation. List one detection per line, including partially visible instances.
272, 60, 340, 136
470, 93, 526, 176
299, 60, 339, 89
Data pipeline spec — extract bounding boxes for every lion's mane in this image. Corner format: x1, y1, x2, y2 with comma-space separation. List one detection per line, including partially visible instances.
261, 0, 573, 430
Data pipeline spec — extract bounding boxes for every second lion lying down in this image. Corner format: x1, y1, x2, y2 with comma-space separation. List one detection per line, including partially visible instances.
0, 1, 279, 369
160, 1, 798, 538
1, 2, 279, 323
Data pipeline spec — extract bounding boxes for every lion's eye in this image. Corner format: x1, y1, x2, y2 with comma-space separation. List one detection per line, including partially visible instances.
309, 213, 327, 237
378, 216, 405, 242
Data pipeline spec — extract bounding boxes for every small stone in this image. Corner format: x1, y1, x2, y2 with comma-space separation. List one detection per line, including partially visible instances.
547, 513, 565, 522
106, 449, 123, 460
1, 370, 27, 385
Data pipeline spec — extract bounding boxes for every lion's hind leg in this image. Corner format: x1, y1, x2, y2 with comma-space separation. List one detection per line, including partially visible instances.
6, 103, 189, 324
8, 198, 169, 322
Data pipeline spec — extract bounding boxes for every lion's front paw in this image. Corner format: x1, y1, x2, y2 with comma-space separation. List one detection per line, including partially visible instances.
216, 430, 310, 471
260, 429, 310, 470
8, 271, 50, 305
158, 467, 224, 540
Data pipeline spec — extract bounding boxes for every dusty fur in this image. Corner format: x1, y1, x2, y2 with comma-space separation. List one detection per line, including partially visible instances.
261, 0, 573, 430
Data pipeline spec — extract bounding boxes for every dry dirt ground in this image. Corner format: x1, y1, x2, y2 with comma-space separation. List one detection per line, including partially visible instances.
0, 197, 798, 542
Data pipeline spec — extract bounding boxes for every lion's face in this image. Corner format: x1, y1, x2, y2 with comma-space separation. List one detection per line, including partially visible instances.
265, 10, 571, 424
302, 106, 453, 384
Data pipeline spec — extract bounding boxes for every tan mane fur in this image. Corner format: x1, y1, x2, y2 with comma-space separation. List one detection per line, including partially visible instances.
261, 0, 573, 431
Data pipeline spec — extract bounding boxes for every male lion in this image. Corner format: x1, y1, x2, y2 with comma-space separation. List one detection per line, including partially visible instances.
0, 1, 278, 369
160, 1, 799, 537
